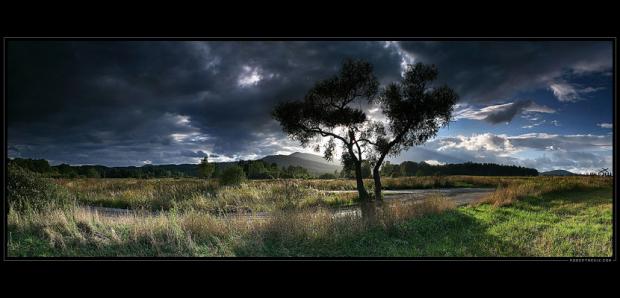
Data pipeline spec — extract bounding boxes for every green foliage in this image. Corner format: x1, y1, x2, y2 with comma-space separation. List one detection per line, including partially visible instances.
361, 161, 372, 179
238, 160, 281, 179
86, 168, 101, 178
7, 164, 73, 212
380, 161, 400, 177
272, 59, 379, 147
280, 165, 312, 179
9, 158, 51, 173
272, 59, 380, 200
57, 164, 78, 178
198, 157, 215, 179
219, 165, 246, 186
247, 160, 266, 178
319, 173, 337, 179
367, 62, 459, 198
382, 161, 539, 177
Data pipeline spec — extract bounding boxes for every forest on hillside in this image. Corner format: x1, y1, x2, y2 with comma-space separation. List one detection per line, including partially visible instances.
8, 157, 538, 179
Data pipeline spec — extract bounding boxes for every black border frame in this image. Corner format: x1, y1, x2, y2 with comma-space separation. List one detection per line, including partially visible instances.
1, 37, 617, 266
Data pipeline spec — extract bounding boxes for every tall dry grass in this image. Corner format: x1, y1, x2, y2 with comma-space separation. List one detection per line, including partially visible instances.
379, 194, 456, 225
7, 192, 457, 256
477, 176, 612, 207
251, 175, 516, 191
51, 175, 612, 213
60, 178, 363, 213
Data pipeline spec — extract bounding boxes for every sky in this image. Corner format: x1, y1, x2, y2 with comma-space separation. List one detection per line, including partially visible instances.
6, 40, 614, 174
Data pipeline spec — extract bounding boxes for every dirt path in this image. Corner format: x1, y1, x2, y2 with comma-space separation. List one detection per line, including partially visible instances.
80, 187, 495, 220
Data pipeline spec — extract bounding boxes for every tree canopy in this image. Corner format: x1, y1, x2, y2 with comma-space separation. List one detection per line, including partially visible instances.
198, 156, 215, 179
368, 63, 459, 200
273, 59, 379, 203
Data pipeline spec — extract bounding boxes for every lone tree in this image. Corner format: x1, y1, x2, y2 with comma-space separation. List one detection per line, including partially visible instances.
198, 156, 215, 179
272, 59, 379, 217
369, 63, 458, 201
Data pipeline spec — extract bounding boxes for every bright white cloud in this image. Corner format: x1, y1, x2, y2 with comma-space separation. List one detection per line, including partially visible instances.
454, 101, 555, 124
524, 102, 556, 114
522, 120, 545, 129
424, 159, 445, 166
175, 115, 190, 125
549, 82, 604, 102
384, 41, 415, 77
598, 123, 612, 129
437, 133, 519, 156
454, 103, 506, 121
406, 132, 613, 174
170, 133, 192, 142
572, 59, 612, 75
549, 83, 578, 102
238, 65, 263, 87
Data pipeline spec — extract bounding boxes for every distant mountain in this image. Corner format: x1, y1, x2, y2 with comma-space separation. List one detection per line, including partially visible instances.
540, 170, 579, 176
261, 152, 341, 175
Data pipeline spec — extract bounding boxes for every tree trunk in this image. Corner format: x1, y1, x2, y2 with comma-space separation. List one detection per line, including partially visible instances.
360, 200, 377, 222
354, 160, 369, 201
353, 160, 379, 221
372, 153, 388, 202
373, 166, 382, 202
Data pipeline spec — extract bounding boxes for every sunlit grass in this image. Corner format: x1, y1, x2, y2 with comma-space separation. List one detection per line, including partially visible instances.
55, 175, 530, 212
7, 173, 613, 257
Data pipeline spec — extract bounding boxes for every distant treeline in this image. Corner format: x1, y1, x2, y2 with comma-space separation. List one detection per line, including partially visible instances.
8, 158, 538, 179
7, 158, 319, 179
236, 160, 319, 179
380, 161, 538, 177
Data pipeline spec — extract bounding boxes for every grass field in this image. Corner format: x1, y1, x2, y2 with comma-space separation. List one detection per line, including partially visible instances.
6, 169, 613, 257
51, 175, 538, 212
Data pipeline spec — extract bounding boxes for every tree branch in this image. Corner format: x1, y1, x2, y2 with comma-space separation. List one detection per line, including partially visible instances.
358, 138, 377, 146
307, 126, 350, 146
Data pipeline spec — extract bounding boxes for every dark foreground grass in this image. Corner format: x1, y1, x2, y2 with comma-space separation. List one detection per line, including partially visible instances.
8, 185, 612, 257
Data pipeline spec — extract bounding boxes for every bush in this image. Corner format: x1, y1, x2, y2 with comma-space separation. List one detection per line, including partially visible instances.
318, 173, 336, 179
219, 165, 246, 186
7, 164, 74, 212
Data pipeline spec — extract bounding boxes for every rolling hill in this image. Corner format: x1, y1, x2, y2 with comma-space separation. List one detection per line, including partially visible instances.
261, 152, 342, 175
540, 170, 579, 176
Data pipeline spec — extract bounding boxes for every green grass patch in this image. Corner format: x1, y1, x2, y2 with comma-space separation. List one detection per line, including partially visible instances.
8, 187, 611, 257
7, 174, 612, 257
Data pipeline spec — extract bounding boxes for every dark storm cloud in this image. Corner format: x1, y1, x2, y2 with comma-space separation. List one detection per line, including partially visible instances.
398, 41, 612, 103
483, 101, 535, 124
7, 41, 402, 165
7, 40, 612, 166
180, 150, 209, 158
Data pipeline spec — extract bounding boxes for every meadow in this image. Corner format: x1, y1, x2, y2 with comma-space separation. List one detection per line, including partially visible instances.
6, 166, 613, 257
50, 175, 526, 212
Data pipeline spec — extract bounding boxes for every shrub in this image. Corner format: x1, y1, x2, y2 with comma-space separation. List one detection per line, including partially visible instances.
219, 165, 246, 186
318, 173, 337, 179
7, 164, 74, 212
